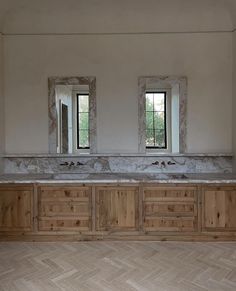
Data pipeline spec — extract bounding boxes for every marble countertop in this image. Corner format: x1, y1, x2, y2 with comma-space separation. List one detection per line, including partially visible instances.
0, 173, 236, 184
2, 153, 233, 157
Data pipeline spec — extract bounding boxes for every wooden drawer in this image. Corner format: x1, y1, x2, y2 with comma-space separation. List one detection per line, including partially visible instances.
0, 186, 33, 231
40, 201, 90, 217
144, 217, 195, 232
38, 186, 91, 231
39, 217, 90, 231
144, 201, 195, 217
40, 187, 90, 201
143, 186, 197, 232
144, 187, 195, 202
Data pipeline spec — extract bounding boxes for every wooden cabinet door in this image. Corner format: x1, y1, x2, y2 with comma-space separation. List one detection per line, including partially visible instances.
143, 186, 198, 232
0, 186, 33, 231
203, 187, 236, 231
96, 186, 139, 231
38, 186, 92, 231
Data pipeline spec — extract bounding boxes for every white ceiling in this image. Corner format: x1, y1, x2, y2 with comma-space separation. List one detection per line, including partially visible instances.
0, 0, 235, 34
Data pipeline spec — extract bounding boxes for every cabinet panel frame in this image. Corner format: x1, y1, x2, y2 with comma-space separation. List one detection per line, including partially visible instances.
95, 186, 139, 232
0, 185, 34, 232
38, 185, 92, 232
142, 184, 199, 232
202, 185, 236, 232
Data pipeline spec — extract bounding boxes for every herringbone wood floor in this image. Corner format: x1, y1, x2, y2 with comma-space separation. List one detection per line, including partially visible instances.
0, 242, 236, 291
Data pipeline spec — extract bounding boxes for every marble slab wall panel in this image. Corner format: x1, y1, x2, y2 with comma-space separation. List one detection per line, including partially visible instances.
3, 155, 232, 174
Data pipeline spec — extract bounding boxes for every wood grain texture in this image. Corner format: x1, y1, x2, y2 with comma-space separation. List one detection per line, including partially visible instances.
0, 186, 33, 231
38, 186, 92, 231
1, 183, 236, 241
143, 186, 198, 232
96, 186, 139, 231
203, 187, 236, 230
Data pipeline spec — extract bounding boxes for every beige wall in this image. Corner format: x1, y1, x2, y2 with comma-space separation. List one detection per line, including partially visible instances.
233, 31, 236, 171
2, 0, 232, 34
0, 34, 4, 171
4, 32, 233, 154
229, 0, 236, 171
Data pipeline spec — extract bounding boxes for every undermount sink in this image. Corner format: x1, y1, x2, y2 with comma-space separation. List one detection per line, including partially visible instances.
53, 173, 90, 180
146, 173, 188, 180
168, 174, 188, 179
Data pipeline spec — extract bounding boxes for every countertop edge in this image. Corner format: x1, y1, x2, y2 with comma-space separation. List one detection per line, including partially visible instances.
1, 153, 233, 158
1, 179, 236, 184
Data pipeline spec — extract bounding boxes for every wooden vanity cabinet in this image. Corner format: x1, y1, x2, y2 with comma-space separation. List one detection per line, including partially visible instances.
143, 185, 198, 232
1, 183, 236, 240
38, 186, 92, 231
202, 186, 236, 231
95, 186, 139, 231
0, 185, 33, 231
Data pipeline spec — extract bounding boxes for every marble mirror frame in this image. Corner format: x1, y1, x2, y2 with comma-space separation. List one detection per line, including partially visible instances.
48, 76, 97, 154
138, 76, 187, 153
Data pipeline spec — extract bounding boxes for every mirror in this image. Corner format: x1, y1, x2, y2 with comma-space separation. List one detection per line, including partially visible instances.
48, 77, 97, 154
138, 76, 187, 154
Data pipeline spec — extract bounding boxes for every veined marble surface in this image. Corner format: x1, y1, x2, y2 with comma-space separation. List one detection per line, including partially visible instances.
3, 155, 232, 174
0, 173, 236, 184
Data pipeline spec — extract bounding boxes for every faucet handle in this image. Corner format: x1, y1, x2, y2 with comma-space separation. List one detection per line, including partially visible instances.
152, 161, 159, 165
60, 162, 69, 166
167, 161, 176, 165
160, 161, 166, 167
77, 161, 84, 166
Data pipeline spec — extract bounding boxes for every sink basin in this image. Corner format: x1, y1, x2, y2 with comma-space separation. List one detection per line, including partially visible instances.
168, 174, 188, 179
144, 173, 189, 180
53, 173, 90, 180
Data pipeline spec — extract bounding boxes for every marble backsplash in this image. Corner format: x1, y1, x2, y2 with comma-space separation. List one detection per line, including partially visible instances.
2, 154, 233, 174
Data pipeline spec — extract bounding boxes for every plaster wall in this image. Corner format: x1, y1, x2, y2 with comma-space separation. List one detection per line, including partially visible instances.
3, 32, 233, 154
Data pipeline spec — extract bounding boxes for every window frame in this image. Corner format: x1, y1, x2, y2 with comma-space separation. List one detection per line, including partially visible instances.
145, 89, 172, 152
138, 76, 187, 154
76, 93, 90, 150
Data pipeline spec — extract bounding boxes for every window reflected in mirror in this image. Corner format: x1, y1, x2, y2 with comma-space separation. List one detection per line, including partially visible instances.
77, 93, 89, 149
48, 77, 96, 154
145, 92, 167, 149
55, 84, 90, 153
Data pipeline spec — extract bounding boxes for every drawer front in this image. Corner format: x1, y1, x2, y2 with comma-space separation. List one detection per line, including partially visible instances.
40, 201, 90, 217
38, 186, 91, 231
39, 217, 90, 231
144, 217, 195, 232
144, 187, 195, 202
144, 202, 195, 217
143, 186, 197, 232
40, 187, 90, 201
